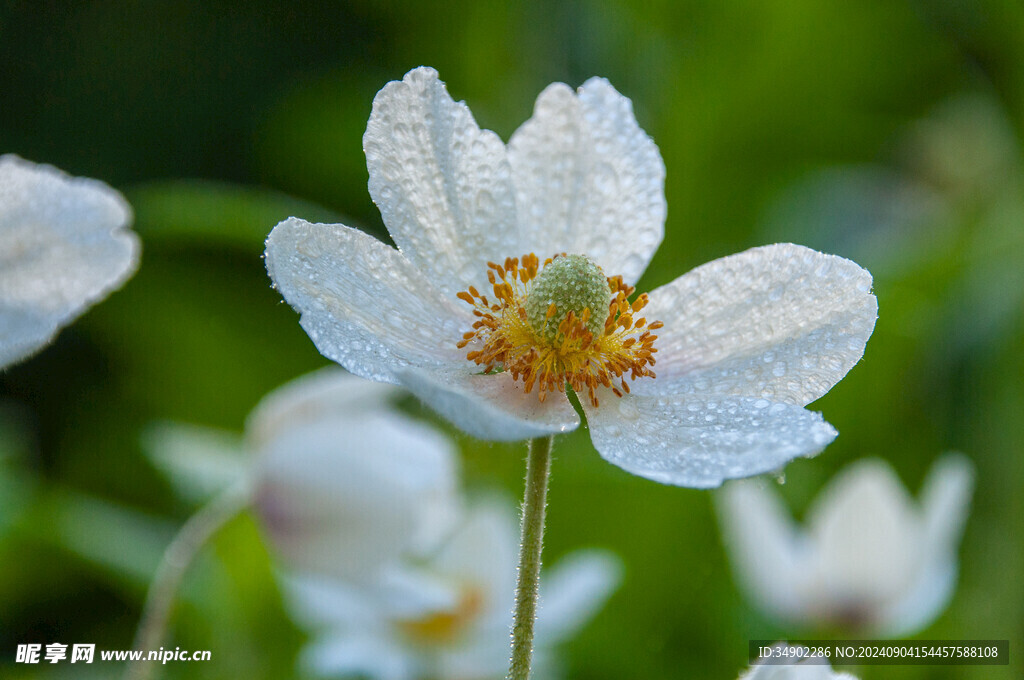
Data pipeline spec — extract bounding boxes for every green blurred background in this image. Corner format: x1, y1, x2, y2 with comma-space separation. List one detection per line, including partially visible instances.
1, 1, 1022, 678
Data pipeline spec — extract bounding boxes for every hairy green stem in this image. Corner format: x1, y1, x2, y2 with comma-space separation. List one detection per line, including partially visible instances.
507, 435, 554, 680
124, 483, 249, 680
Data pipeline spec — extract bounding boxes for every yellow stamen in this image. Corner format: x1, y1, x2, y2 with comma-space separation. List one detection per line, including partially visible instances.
455, 253, 660, 407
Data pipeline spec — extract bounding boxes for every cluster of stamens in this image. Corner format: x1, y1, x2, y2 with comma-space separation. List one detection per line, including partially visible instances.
455, 253, 661, 407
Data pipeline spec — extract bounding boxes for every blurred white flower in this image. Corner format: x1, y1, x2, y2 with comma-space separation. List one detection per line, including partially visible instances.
718, 455, 974, 636
249, 370, 462, 582
146, 369, 620, 678
0, 155, 139, 368
739, 644, 858, 680
265, 66, 877, 488
285, 499, 620, 680
147, 369, 461, 582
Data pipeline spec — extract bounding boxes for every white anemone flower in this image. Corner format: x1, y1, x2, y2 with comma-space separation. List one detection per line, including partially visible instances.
1, 155, 139, 368
285, 499, 620, 680
146, 369, 462, 582
264, 67, 877, 488
148, 369, 620, 679
739, 644, 858, 680
249, 369, 467, 582
718, 454, 974, 636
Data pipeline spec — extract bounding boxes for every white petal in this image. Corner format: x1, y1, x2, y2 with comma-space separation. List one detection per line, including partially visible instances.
364, 67, 520, 298
254, 408, 460, 580
142, 422, 249, 504
264, 217, 471, 383
301, 631, 416, 680
805, 460, 922, 607
246, 367, 400, 447
873, 553, 956, 637
397, 366, 580, 441
640, 244, 876, 405
716, 480, 809, 621
428, 497, 519, 606
874, 454, 973, 636
280, 570, 384, 628
281, 566, 457, 626
426, 503, 522, 680
372, 562, 463, 618
919, 453, 974, 550
508, 78, 665, 284
0, 155, 139, 368
584, 394, 837, 488
535, 549, 621, 643
434, 638, 512, 680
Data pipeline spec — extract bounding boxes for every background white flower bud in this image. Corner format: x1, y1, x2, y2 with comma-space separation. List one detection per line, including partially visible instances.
248, 369, 463, 582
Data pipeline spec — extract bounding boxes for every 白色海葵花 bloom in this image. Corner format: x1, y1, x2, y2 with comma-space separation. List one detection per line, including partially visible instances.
718, 455, 974, 636
147, 369, 461, 582
285, 498, 619, 680
264, 67, 877, 488
1, 155, 139, 369
248, 371, 619, 679
146, 369, 620, 680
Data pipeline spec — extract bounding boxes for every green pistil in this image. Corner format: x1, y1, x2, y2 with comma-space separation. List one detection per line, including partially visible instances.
523, 254, 611, 343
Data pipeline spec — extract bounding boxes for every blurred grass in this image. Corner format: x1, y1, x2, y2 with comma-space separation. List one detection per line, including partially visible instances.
2, 0, 1023, 678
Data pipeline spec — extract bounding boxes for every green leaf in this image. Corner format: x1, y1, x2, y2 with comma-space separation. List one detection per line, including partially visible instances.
126, 180, 349, 252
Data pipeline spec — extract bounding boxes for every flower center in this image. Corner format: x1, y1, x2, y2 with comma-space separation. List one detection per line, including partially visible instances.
397, 585, 484, 644
456, 253, 661, 407
524, 254, 612, 343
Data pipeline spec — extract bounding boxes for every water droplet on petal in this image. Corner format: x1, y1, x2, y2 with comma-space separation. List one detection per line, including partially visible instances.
617, 399, 640, 421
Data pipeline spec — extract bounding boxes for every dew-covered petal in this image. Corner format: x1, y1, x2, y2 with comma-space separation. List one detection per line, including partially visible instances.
717, 480, 808, 620
508, 78, 665, 284
640, 244, 876, 405
584, 394, 837, 488
0, 155, 139, 368
254, 407, 461, 581
397, 366, 580, 441
536, 549, 621, 643
805, 460, 922, 604
265, 217, 471, 383
364, 67, 520, 298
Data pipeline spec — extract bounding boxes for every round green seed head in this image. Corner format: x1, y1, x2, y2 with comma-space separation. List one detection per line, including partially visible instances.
524, 254, 612, 343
